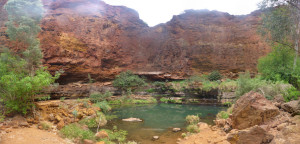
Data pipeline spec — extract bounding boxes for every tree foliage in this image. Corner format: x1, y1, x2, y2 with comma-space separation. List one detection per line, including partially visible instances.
4, 0, 44, 72
0, 0, 60, 115
259, 0, 300, 70
258, 43, 300, 84
0, 49, 59, 114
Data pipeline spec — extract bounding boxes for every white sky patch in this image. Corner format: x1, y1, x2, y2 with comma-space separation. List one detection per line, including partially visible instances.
103, 0, 262, 26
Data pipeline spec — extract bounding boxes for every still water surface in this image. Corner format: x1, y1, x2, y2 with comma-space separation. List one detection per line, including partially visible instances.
107, 103, 226, 144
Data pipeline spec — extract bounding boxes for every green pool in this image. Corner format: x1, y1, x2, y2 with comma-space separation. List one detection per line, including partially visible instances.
106, 103, 226, 144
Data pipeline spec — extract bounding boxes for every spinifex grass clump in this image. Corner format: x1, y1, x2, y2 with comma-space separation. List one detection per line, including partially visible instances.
185, 115, 200, 124
185, 115, 200, 133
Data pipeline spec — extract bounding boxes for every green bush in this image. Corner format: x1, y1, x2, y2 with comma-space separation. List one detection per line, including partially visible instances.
219, 79, 237, 92
79, 118, 97, 128
208, 71, 222, 81
186, 124, 200, 133
0, 51, 59, 114
235, 72, 268, 98
258, 43, 300, 87
284, 86, 300, 102
185, 115, 200, 124
113, 71, 147, 95
153, 81, 168, 92
94, 101, 111, 113
60, 123, 95, 141
90, 91, 112, 103
216, 111, 229, 119
99, 129, 128, 143
160, 97, 169, 103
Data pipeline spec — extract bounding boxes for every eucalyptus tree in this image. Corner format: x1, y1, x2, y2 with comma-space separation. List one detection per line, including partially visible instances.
4, 0, 44, 74
259, 0, 300, 70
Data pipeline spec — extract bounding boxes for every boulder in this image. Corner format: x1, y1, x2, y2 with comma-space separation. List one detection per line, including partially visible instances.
95, 130, 109, 139
122, 118, 142, 122
281, 100, 300, 115
231, 91, 279, 129
227, 126, 274, 144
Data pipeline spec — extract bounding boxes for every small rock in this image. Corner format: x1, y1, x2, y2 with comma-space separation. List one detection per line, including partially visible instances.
19, 122, 29, 127
83, 139, 94, 144
55, 115, 62, 122
57, 120, 65, 130
48, 114, 55, 121
38, 125, 43, 130
173, 128, 181, 132
277, 123, 288, 131
153, 136, 159, 140
122, 117, 142, 122
96, 142, 105, 144
95, 130, 109, 139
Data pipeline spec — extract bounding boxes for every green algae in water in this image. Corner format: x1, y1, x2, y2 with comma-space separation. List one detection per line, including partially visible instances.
106, 103, 226, 144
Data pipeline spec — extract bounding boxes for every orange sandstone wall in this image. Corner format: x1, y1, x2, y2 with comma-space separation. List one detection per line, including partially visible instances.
0, 0, 270, 83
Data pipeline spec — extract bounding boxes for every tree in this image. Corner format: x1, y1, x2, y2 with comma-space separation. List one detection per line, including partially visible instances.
0, 48, 59, 114
0, 0, 61, 115
258, 0, 300, 87
259, 0, 300, 70
4, 0, 44, 74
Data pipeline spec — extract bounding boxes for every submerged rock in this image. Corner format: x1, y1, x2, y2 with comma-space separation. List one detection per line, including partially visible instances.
173, 128, 181, 132
153, 136, 159, 140
231, 91, 279, 129
122, 118, 143, 122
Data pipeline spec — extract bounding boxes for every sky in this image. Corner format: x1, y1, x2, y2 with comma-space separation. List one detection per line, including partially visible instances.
103, 0, 262, 26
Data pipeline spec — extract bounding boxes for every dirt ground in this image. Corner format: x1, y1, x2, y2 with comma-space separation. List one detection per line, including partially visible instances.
0, 127, 72, 144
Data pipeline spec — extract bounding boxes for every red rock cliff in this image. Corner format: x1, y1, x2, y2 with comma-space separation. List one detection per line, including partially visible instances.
0, 0, 270, 83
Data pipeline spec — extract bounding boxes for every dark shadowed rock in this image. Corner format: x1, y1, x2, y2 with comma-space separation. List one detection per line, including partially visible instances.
281, 100, 300, 115
227, 125, 273, 144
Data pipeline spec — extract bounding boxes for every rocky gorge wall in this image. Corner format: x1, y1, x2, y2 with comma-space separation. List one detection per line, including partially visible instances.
0, 0, 270, 83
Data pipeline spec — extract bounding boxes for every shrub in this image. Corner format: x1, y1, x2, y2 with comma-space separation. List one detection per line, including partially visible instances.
219, 79, 237, 92
185, 115, 200, 124
94, 101, 111, 113
106, 114, 118, 121
113, 71, 146, 95
79, 118, 97, 128
258, 43, 300, 88
186, 124, 200, 133
99, 129, 128, 143
216, 111, 229, 119
284, 86, 300, 102
60, 123, 95, 141
235, 72, 268, 98
160, 97, 169, 103
0, 49, 60, 115
208, 71, 222, 81
39, 122, 51, 130
90, 91, 112, 103
201, 80, 219, 92
223, 102, 232, 107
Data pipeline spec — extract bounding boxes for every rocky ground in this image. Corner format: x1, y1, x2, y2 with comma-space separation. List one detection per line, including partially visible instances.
180, 91, 300, 144
0, 99, 101, 144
